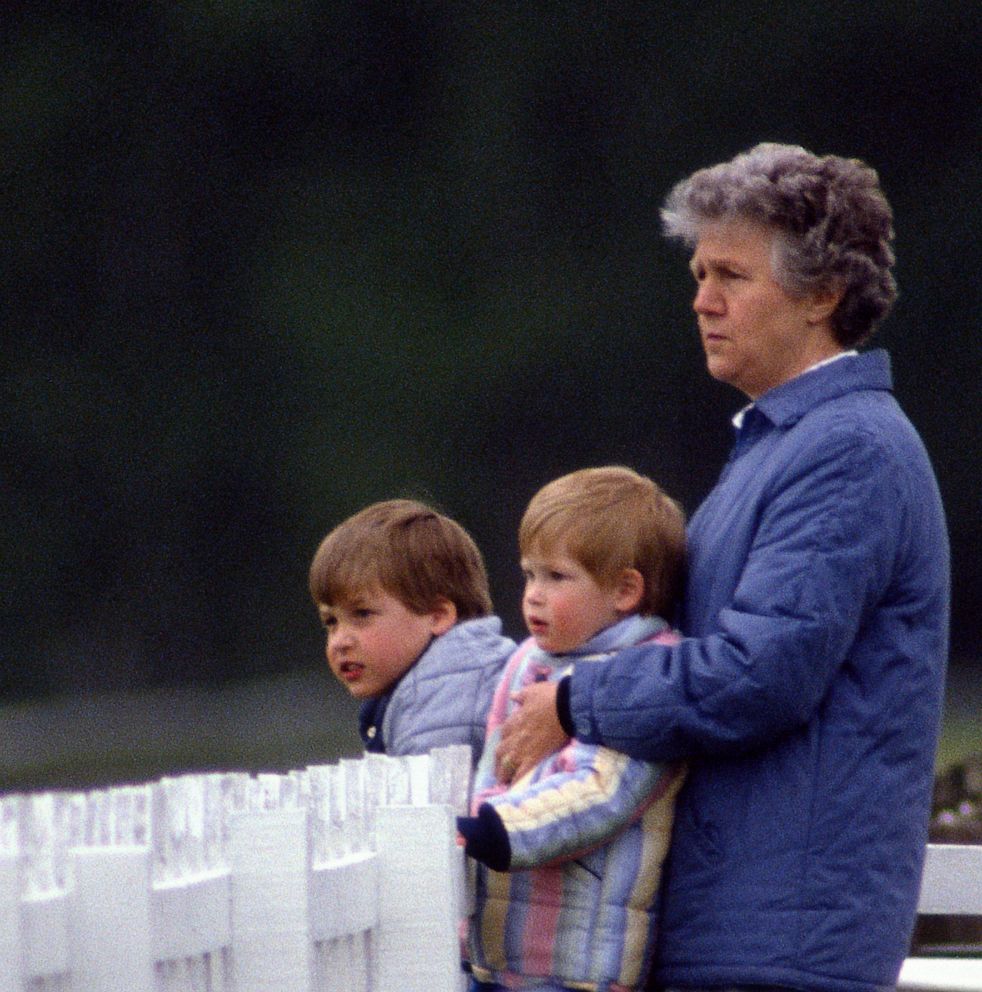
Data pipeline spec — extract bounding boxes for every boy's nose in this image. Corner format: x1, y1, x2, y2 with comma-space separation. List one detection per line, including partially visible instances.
328, 624, 355, 655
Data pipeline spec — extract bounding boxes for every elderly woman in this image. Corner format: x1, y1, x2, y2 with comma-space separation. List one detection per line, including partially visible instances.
496, 144, 949, 992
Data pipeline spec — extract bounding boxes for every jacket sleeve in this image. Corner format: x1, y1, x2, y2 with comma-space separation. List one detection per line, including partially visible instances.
568, 426, 905, 761
480, 741, 681, 870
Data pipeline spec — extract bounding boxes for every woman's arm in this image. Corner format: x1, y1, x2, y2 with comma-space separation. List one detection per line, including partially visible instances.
494, 680, 567, 783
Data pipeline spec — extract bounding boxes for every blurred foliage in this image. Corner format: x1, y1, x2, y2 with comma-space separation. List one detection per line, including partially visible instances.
2, 2, 980, 701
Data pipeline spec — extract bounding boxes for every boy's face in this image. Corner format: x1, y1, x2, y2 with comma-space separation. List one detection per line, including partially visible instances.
520, 548, 632, 655
318, 587, 455, 699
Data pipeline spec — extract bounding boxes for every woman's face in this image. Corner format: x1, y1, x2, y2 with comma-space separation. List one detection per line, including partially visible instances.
689, 219, 838, 399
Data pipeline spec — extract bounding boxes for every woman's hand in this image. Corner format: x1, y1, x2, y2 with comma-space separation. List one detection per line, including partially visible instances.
494, 680, 569, 783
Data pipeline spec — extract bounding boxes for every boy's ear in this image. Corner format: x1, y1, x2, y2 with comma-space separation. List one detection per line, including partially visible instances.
614, 568, 645, 614
428, 597, 458, 636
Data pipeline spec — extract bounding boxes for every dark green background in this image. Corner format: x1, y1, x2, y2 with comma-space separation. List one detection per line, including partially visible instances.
2, 4, 979, 783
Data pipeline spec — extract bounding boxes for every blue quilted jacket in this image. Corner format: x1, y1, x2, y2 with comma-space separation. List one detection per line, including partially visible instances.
360, 616, 514, 766
567, 351, 949, 992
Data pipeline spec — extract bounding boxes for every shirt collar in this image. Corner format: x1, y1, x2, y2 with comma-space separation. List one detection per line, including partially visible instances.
732, 350, 861, 429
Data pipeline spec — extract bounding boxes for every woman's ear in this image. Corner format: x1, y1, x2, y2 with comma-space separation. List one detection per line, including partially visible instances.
805, 283, 845, 325
614, 568, 645, 614
428, 597, 458, 636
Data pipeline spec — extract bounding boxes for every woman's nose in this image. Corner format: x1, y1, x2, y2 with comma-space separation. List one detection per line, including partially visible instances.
694, 280, 723, 315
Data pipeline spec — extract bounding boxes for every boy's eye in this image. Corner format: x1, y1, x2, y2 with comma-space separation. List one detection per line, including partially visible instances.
549, 570, 568, 582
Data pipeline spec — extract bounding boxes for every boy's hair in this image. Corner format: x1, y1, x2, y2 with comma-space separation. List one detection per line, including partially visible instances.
519, 466, 686, 618
309, 499, 493, 620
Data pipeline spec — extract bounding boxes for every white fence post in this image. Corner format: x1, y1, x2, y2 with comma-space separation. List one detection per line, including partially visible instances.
0, 852, 20, 992
900, 842, 982, 992
228, 806, 314, 992
70, 845, 155, 992
0, 747, 475, 992
374, 803, 466, 992
916, 843, 982, 915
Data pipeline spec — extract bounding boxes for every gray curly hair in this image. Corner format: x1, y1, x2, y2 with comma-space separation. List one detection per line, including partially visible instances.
661, 143, 897, 347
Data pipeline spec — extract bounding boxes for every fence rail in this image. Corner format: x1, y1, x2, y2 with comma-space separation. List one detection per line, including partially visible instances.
900, 843, 982, 992
0, 747, 472, 992
1, 748, 980, 991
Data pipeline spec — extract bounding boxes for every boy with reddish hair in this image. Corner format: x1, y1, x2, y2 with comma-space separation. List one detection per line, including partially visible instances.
459, 467, 687, 992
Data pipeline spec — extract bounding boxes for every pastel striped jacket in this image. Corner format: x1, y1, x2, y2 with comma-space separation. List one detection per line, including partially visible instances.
465, 615, 686, 992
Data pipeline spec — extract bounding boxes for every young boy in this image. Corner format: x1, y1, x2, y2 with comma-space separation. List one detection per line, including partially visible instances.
309, 499, 515, 764
457, 467, 688, 992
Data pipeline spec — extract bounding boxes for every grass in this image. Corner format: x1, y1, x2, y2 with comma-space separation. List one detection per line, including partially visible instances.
1, 658, 978, 795
0, 670, 363, 794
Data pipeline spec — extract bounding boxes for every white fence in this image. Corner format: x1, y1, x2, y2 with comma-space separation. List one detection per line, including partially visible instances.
0, 746, 472, 992
2, 746, 980, 992
899, 843, 982, 991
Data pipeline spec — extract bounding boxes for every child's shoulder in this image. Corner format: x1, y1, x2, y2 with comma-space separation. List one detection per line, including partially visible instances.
501, 634, 537, 666
493, 637, 540, 682
437, 615, 515, 658
500, 637, 569, 688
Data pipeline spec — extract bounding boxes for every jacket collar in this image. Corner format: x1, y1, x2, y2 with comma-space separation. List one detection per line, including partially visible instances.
748, 349, 893, 430
359, 695, 388, 752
